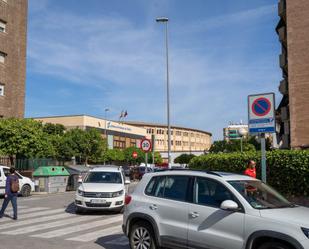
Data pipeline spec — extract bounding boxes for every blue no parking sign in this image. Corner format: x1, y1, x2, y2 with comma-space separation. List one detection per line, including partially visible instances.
248, 93, 275, 134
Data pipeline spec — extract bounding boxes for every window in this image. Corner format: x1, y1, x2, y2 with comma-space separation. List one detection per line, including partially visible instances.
194, 177, 235, 208
152, 176, 190, 202
0, 84, 4, 96
0, 20, 6, 33
145, 176, 157, 195
0, 51, 6, 63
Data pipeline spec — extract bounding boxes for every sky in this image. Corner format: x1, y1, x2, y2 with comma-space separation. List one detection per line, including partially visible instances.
26, 0, 282, 140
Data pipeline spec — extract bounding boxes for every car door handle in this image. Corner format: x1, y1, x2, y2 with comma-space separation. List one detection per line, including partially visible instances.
149, 204, 157, 210
189, 211, 199, 218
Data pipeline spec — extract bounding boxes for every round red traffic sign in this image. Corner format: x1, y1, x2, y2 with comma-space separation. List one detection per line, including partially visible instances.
132, 151, 138, 159
252, 97, 271, 117
140, 138, 152, 152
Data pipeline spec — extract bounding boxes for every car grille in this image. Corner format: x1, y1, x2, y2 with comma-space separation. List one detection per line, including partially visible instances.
85, 202, 111, 208
84, 192, 113, 198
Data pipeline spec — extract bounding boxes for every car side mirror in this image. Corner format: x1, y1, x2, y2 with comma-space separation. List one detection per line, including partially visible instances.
125, 179, 131, 185
78, 178, 83, 184
220, 200, 240, 211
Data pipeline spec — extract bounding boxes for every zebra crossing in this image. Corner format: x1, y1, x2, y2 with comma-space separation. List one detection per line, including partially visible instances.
0, 205, 127, 245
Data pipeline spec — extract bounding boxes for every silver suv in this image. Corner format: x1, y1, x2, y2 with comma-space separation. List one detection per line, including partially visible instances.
123, 170, 309, 249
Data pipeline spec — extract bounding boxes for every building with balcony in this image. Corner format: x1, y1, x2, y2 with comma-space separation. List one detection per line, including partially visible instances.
276, 0, 309, 149
0, 0, 28, 118
223, 124, 248, 142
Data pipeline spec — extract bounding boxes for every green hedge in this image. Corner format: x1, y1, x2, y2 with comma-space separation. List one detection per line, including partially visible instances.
189, 150, 309, 197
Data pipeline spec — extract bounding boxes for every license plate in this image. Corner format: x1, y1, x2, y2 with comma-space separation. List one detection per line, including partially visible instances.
90, 199, 107, 204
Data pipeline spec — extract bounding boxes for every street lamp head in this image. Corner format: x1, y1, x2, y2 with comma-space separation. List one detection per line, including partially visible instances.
238, 128, 248, 137
156, 17, 169, 22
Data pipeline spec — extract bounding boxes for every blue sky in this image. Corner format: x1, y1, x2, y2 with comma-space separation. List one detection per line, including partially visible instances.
26, 0, 281, 140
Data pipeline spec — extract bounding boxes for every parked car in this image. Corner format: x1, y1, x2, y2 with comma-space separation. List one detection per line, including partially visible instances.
123, 170, 309, 249
75, 166, 130, 213
0, 165, 35, 197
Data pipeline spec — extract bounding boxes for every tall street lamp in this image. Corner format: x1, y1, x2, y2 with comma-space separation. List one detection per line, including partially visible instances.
156, 17, 171, 168
104, 108, 109, 165
238, 128, 247, 153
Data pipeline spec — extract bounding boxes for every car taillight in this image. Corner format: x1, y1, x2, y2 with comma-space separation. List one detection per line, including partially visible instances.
125, 195, 132, 205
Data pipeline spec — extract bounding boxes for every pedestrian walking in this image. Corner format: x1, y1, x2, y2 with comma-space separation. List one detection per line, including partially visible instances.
0, 167, 19, 220
244, 160, 257, 178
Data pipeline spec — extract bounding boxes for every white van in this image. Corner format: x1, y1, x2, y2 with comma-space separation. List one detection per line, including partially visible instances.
0, 165, 35, 197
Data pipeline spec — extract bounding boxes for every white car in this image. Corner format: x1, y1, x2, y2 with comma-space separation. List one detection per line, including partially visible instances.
75, 166, 130, 213
0, 165, 35, 197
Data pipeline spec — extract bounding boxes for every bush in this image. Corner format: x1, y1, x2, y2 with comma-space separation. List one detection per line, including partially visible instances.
189, 150, 309, 197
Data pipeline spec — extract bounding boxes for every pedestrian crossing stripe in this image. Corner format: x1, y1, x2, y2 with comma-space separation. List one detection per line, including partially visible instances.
0, 212, 74, 230
66, 224, 123, 242
0, 205, 126, 243
1, 215, 100, 235
32, 215, 122, 239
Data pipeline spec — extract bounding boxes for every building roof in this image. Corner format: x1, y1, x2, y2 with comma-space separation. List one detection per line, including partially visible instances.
122, 121, 212, 136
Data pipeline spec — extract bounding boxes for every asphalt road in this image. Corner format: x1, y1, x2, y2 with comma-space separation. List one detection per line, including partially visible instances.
0, 185, 138, 249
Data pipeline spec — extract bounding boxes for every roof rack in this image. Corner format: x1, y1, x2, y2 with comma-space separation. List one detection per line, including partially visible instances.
158, 168, 222, 177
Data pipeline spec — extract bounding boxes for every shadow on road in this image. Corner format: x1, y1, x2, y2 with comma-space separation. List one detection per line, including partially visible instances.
95, 233, 128, 248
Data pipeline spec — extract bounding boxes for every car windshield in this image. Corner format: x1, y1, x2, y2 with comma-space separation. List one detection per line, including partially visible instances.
84, 172, 122, 184
228, 180, 293, 209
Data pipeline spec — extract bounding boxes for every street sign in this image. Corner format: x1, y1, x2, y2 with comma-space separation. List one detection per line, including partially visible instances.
248, 93, 275, 134
132, 151, 138, 159
140, 138, 152, 152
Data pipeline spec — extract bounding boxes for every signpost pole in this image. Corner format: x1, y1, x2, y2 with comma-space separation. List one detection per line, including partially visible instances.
261, 133, 267, 183
145, 153, 148, 173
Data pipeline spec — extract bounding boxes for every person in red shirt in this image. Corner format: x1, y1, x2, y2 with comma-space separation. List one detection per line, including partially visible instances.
244, 160, 256, 178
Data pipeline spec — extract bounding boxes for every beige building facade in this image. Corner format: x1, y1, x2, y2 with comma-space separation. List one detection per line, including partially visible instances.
34, 115, 147, 150
0, 0, 27, 118
123, 121, 212, 154
276, 0, 309, 149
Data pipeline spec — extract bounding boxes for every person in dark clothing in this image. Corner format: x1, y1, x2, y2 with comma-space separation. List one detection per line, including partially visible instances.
0, 167, 19, 220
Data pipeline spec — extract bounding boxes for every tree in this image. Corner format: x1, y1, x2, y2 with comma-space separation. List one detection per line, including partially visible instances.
43, 123, 66, 136
62, 128, 106, 164
103, 149, 125, 164
0, 118, 55, 163
209, 140, 256, 153
123, 147, 144, 165
174, 154, 196, 164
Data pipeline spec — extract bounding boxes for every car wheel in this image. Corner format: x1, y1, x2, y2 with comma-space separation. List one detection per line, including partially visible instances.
129, 221, 157, 249
21, 185, 31, 197
258, 241, 290, 249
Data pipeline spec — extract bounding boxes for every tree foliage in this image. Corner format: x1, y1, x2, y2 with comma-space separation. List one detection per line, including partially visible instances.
0, 118, 55, 162
209, 140, 256, 153
189, 150, 309, 197
174, 154, 196, 164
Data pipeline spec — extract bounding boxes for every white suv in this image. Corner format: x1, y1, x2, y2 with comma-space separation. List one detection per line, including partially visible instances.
0, 165, 35, 197
123, 170, 309, 249
75, 166, 130, 213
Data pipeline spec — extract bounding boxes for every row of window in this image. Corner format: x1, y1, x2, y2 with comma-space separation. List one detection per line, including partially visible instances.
155, 140, 207, 148
145, 175, 235, 208
147, 128, 206, 139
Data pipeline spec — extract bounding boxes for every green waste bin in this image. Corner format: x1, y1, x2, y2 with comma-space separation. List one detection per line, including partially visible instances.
33, 166, 70, 193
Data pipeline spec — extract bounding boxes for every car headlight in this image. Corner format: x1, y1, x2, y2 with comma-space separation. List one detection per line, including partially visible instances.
112, 190, 124, 197
77, 190, 84, 196
302, 227, 309, 239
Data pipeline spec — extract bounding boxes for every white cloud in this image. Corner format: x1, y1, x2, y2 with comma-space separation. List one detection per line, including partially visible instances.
27, 3, 281, 139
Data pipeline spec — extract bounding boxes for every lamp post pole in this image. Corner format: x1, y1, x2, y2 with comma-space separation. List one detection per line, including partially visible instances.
104, 108, 109, 165
238, 128, 247, 153
156, 17, 171, 169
